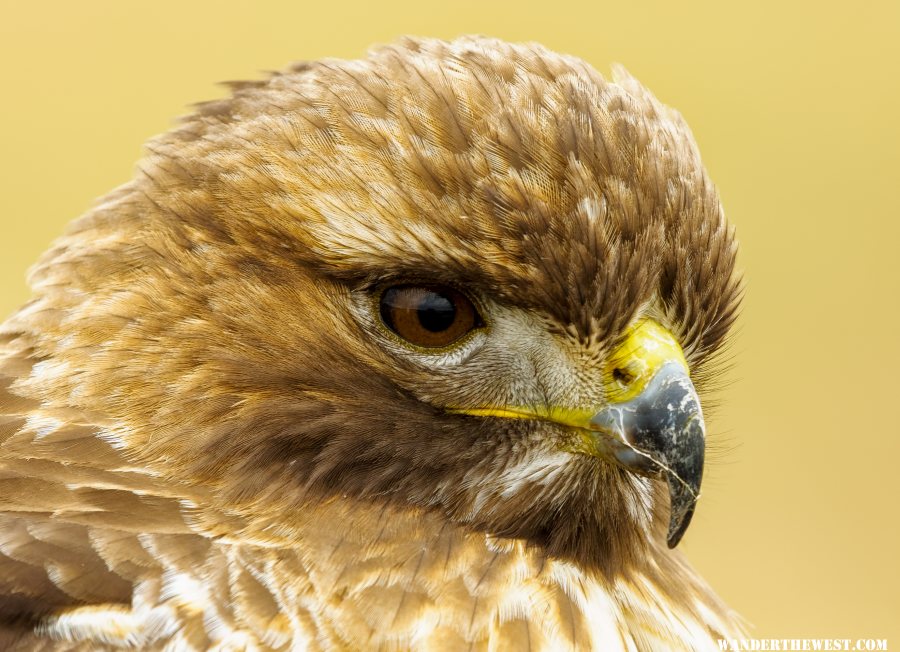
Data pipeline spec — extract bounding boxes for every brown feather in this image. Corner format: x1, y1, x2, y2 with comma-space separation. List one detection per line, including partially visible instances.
0, 36, 745, 649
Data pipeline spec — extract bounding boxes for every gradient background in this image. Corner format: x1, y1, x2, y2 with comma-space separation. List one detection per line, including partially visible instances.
1, 0, 897, 643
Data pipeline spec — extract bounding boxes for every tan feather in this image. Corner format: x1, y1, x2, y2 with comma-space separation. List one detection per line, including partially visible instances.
0, 36, 746, 649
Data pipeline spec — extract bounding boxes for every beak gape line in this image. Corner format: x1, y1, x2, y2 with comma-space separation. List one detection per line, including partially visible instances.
449, 320, 706, 548
588, 362, 705, 548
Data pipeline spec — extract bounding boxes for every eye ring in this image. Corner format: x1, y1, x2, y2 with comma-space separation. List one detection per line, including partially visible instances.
377, 284, 484, 350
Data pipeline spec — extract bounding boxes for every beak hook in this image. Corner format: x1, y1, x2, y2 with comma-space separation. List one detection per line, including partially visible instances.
589, 362, 706, 548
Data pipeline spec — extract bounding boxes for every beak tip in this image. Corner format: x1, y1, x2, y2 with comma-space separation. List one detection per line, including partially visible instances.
664, 470, 701, 548
666, 502, 696, 548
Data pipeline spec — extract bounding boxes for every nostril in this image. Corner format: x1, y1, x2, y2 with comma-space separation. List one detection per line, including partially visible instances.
612, 367, 635, 386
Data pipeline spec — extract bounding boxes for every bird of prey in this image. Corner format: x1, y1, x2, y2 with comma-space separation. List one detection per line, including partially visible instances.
0, 36, 745, 650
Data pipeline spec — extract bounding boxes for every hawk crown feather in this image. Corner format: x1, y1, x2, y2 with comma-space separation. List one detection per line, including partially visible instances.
0, 36, 744, 650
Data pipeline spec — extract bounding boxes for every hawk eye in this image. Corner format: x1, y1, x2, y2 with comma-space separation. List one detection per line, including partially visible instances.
379, 285, 482, 349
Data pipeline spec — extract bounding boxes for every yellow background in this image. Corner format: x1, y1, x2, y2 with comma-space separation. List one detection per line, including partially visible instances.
1, 0, 897, 642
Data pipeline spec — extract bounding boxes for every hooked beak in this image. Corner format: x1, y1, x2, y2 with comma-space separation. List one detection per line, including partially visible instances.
449, 319, 706, 548
586, 361, 704, 548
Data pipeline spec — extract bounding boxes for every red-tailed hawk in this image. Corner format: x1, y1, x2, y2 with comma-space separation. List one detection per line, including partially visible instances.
0, 36, 745, 650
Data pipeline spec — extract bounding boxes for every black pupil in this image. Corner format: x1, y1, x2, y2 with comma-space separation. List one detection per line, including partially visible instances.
416, 292, 456, 332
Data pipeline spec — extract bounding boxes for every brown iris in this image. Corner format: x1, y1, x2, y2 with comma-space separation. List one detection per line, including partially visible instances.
379, 285, 482, 349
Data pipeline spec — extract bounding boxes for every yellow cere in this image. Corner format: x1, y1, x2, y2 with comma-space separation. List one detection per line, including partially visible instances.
449, 319, 688, 426
602, 319, 689, 403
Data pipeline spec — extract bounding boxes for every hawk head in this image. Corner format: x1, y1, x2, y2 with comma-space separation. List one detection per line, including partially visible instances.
20, 36, 740, 576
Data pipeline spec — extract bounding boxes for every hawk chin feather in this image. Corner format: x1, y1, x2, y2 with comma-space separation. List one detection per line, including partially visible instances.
0, 35, 746, 649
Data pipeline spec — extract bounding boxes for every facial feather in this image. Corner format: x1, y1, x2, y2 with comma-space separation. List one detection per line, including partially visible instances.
0, 35, 746, 648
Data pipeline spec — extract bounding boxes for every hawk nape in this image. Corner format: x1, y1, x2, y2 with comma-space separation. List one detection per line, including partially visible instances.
0, 36, 745, 650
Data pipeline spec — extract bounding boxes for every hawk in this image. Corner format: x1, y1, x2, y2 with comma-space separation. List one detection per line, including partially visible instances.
0, 36, 746, 650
